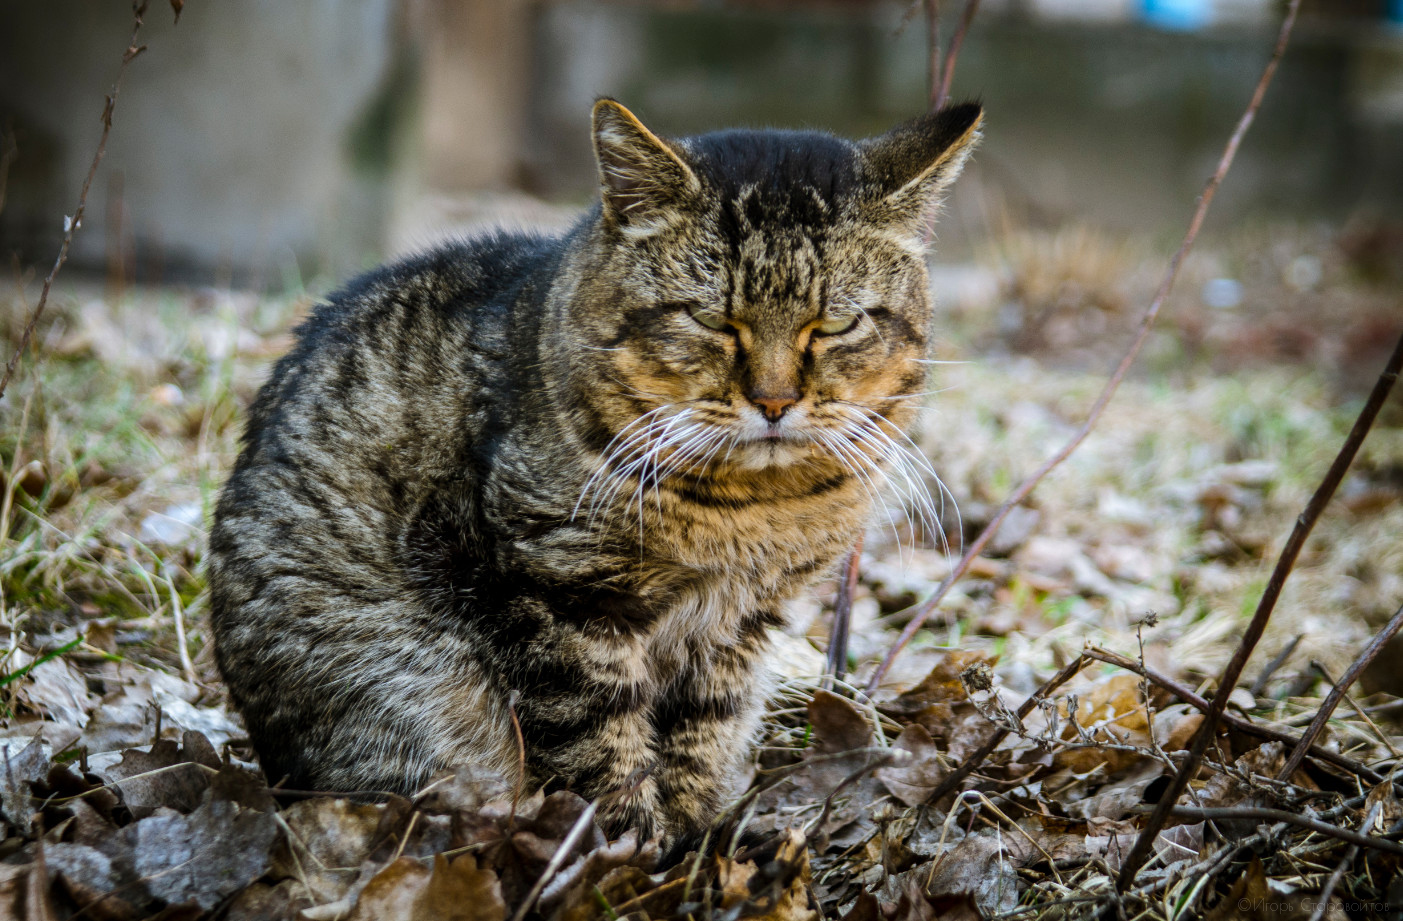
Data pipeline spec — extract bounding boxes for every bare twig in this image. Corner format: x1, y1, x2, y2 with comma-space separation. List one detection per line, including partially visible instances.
1310, 659, 1402, 759
1084, 646, 1382, 783
1136, 805, 1403, 859
0, 2, 150, 401
934, 0, 980, 110
1249, 634, 1303, 697
1309, 801, 1381, 921
923, 653, 1090, 803
1279, 599, 1403, 780
924, 0, 941, 112
826, 535, 863, 684
1119, 249, 1401, 884
869, 0, 1302, 698
506, 689, 527, 825
508, 799, 598, 921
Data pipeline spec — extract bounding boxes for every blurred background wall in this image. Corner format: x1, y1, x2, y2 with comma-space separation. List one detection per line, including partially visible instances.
2, 0, 1401, 289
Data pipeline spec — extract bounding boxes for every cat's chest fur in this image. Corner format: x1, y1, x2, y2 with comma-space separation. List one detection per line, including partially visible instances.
485, 442, 864, 660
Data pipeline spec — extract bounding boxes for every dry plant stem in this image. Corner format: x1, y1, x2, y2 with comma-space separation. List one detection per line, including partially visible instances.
0, 4, 148, 402
924, 653, 1090, 803
1279, 597, 1403, 780
1249, 634, 1303, 697
869, 0, 1302, 699
509, 800, 598, 921
1309, 802, 1381, 921
934, 0, 980, 110
1311, 659, 1401, 758
1120, 236, 1399, 885
826, 535, 864, 684
1145, 805, 1403, 859
1084, 646, 1381, 783
924, 0, 941, 111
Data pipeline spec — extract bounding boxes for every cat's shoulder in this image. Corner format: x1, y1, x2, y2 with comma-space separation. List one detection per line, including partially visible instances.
320, 229, 564, 324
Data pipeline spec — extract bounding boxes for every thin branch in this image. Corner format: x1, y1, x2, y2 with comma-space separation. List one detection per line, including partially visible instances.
924, 0, 942, 112
826, 535, 863, 684
1118, 213, 1401, 886
1083, 646, 1382, 783
508, 799, 598, 921
1279, 598, 1403, 780
0, 3, 149, 401
1249, 634, 1303, 697
934, 0, 980, 110
866, 0, 1301, 697
1310, 659, 1401, 758
1309, 802, 1380, 921
1139, 805, 1403, 860
0, 126, 19, 217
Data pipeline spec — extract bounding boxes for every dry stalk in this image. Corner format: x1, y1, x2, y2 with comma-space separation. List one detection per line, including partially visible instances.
0, 2, 155, 402
1249, 634, 1303, 697
1119, 318, 1402, 883
924, 0, 942, 112
1084, 646, 1382, 783
1279, 598, 1403, 780
1141, 805, 1403, 860
825, 535, 863, 684
833, 0, 982, 678
868, 0, 1303, 697
1309, 801, 1381, 921
934, 0, 980, 110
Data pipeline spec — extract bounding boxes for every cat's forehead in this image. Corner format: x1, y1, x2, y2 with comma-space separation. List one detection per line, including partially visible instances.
680, 128, 863, 224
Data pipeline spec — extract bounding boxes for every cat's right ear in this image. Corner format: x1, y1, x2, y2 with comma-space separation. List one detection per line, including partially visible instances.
592, 99, 700, 232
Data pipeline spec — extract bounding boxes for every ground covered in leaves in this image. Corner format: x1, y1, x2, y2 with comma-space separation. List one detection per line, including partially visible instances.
1, 218, 1402, 919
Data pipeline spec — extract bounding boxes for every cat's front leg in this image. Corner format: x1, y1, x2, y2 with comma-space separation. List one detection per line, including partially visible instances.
651, 610, 778, 845
506, 635, 669, 838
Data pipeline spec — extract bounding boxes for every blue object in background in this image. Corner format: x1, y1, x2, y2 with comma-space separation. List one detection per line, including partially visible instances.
1142, 0, 1212, 31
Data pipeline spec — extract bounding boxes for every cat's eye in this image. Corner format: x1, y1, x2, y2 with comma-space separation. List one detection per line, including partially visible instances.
814, 314, 860, 337
687, 305, 733, 333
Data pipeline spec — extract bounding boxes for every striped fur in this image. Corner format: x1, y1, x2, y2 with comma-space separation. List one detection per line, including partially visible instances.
208, 100, 982, 843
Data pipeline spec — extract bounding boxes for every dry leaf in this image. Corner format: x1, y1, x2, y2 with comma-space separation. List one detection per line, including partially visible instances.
1, 736, 48, 831
346, 854, 506, 921
876, 725, 947, 807
808, 691, 875, 754
126, 796, 279, 910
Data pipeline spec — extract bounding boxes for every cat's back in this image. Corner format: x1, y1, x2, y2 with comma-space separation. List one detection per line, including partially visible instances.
211, 229, 563, 633
236, 231, 563, 484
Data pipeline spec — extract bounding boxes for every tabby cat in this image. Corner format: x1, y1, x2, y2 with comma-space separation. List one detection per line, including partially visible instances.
208, 99, 982, 846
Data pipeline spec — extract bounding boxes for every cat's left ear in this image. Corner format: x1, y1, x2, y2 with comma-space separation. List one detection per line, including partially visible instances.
592, 99, 700, 231
859, 103, 983, 241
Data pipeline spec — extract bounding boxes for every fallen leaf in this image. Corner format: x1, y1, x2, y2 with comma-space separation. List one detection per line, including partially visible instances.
126, 796, 279, 909
876, 725, 947, 807
1, 735, 49, 832
346, 854, 506, 921
105, 738, 211, 818
923, 833, 1021, 918
809, 691, 875, 755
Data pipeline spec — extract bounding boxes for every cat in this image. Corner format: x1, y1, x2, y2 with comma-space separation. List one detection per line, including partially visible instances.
208, 98, 981, 846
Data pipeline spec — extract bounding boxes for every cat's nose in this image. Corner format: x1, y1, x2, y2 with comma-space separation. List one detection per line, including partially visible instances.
749, 390, 799, 422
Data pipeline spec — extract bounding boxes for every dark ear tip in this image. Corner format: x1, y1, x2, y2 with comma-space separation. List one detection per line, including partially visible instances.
934, 100, 984, 134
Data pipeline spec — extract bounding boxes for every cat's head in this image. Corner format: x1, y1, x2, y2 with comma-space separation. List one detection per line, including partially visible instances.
564, 99, 981, 493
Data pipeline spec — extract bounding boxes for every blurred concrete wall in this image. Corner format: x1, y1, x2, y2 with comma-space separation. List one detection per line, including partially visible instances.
0, 0, 402, 286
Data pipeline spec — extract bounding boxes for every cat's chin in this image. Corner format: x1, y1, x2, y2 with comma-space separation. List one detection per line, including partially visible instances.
731, 439, 811, 471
